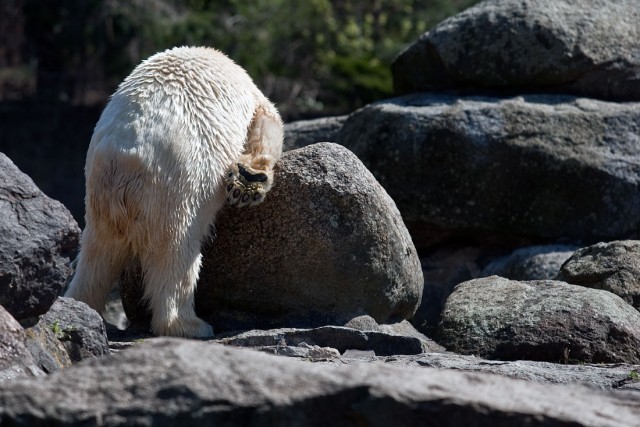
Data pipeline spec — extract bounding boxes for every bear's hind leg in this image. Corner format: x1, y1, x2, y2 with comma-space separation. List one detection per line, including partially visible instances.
141, 238, 213, 338
65, 224, 128, 313
226, 104, 283, 207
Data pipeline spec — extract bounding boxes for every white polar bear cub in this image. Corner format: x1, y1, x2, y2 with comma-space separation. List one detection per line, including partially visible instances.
65, 46, 283, 338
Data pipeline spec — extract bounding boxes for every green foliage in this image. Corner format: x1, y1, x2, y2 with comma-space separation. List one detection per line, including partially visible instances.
17, 0, 479, 118
49, 320, 75, 340
50, 321, 62, 337
161, 0, 480, 118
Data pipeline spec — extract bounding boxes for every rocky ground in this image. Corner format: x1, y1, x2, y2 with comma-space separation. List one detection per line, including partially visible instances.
2, 0, 640, 425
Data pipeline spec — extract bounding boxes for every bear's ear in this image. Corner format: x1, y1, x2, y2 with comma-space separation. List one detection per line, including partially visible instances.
245, 104, 284, 162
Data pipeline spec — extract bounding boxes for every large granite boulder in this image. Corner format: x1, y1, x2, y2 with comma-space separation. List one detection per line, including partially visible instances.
1, 338, 639, 426
197, 143, 422, 330
392, 0, 640, 101
438, 276, 640, 363
336, 93, 640, 246
123, 143, 423, 332
557, 240, 640, 310
0, 153, 80, 322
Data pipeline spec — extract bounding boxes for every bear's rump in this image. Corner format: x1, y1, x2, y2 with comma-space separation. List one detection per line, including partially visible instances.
86, 150, 151, 241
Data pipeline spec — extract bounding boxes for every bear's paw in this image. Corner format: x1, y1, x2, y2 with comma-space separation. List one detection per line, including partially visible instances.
225, 163, 272, 207
153, 316, 215, 339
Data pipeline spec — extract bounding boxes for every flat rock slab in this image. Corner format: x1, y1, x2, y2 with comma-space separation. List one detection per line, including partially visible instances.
438, 276, 640, 363
392, 0, 640, 101
337, 93, 640, 245
325, 352, 640, 392
1, 338, 639, 426
107, 320, 444, 357
216, 325, 443, 356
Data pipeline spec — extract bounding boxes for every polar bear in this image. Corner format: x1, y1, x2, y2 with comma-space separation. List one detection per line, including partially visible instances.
65, 46, 283, 338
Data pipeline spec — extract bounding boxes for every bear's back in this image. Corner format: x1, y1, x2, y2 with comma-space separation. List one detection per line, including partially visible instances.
118, 46, 260, 105
88, 47, 262, 177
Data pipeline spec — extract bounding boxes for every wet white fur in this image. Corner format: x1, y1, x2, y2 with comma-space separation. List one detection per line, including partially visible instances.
65, 47, 283, 337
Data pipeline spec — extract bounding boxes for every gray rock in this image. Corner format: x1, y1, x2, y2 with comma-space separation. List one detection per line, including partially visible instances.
344, 315, 434, 343
557, 240, 640, 310
254, 342, 341, 359
415, 243, 575, 337
438, 276, 640, 363
482, 244, 578, 280
122, 143, 423, 332
217, 325, 443, 356
283, 115, 347, 151
1, 338, 639, 426
337, 93, 640, 245
341, 314, 382, 331
0, 305, 44, 381
23, 318, 72, 374
327, 352, 640, 392
414, 244, 492, 337
392, 0, 640, 101
40, 297, 109, 362
0, 153, 80, 321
